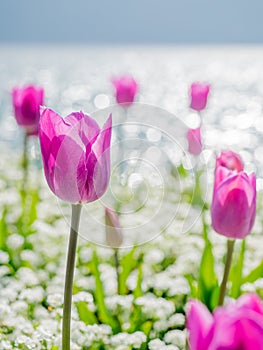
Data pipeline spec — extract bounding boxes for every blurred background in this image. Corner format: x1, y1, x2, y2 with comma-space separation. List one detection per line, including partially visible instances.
1, 0, 263, 183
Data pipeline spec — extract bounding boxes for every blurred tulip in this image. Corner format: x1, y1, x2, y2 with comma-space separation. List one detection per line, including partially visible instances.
12, 85, 44, 136
216, 150, 244, 172
112, 76, 138, 106
105, 207, 123, 248
187, 127, 202, 155
187, 294, 263, 350
39, 108, 112, 203
190, 82, 210, 111
211, 166, 256, 239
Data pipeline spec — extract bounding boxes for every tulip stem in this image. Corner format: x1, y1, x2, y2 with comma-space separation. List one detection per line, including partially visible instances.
62, 204, 82, 350
22, 132, 29, 193
218, 239, 235, 306
114, 249, 120, 294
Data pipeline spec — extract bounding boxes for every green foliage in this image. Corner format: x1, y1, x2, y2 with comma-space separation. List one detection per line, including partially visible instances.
0, 207, 8, 250
89, 250, 120, 333
76, 301, 97, 325
198, 214, 218, 311
243, 260, 263, 284
229, 239, 246, 298
119, 247, 138, 295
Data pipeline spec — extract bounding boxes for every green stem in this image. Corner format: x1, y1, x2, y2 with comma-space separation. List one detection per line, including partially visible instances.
62, 204, 82, 350
22, 132, 29, 193
218, 239, 235, 306
114, 249, 120, 294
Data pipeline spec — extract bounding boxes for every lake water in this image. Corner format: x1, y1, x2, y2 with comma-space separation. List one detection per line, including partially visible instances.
1, 44, 263, 245
1, 44, 263, 178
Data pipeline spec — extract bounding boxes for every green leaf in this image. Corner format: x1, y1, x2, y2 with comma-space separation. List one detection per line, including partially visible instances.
128, 264, 144, 333
89, 250, 120, 332
76, 301, 97, 325
177, 163, 188, 178
185, 274, 198, 298
0, 207, 8, 250
119, 247, 138, 295
133, 264, 143, 299
229, 239, 246, 298
198, 216, 218, 310
242, 260, 263, 284
27, 189, 39, 226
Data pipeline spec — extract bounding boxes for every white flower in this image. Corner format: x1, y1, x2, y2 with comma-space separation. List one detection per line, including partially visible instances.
164, 330, 186, 348
0, 250, 9, 264
135, 294, 175, 319
6, 233, 24, 250
17, 268, 40, 286
19, 286, 44, 303
110, 332, 146, 349
0, 340, 13, 350
148, 339, 166, 350
47, 293, 64, 308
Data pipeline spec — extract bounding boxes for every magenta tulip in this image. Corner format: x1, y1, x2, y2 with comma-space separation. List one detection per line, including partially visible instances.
187, 294, 263, 350
216, 150, 244, 172
12, 85, 44, 136
112, 76, 138, 106
211, 166, 256, 239
190, 83, 210, 111
105, 207, 123, 248
39, 108, 112, 204
187, 127, 202, 155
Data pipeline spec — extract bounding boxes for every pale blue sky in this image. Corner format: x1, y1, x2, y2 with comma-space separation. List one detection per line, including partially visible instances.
0, 0, 263, 44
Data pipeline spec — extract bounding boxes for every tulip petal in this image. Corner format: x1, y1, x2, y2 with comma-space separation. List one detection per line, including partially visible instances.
237, 293, 263, 316
216, 150, 244, 172
214, 166, 234, 191
187, 300, 214, 350
80, 115, 112, 202
65, 111, 100, 146
212, 172, 256, 238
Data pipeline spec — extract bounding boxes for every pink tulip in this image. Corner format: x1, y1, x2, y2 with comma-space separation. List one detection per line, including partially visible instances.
190, 83, 210, 111
39, 108, 112, 204
12, 85, 44, 136
216, 150, 244, 172
187, 127, 202, 155
187, 294, 263, 350
112, 76, 138, 106
211, 166, 256, 239
105, 207, 123, 248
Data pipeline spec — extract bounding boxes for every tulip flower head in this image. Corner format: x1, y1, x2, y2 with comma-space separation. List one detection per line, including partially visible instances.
211, 166, 256, 239
39, 108, 112, 204
187, 127, 202, 155
190, 82, 210, 112
112, 76, 138, 106
216, 150, 244, 172
12, 85, 44, 136
105, 207, 123, 248
187, 294, 263, 350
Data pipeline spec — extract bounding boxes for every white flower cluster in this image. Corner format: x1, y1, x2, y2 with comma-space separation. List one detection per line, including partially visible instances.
135, 293, 175, 319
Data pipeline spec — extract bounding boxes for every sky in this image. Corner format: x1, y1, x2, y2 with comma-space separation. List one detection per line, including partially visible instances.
0, 0, 263, 44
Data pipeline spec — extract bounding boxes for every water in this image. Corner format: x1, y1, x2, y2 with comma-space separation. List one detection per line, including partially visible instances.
1, 45, 263, 245
1, 45, 263, 164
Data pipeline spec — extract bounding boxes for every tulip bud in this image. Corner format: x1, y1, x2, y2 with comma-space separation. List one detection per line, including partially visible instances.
105, 207, 123, 248
211, 166, 256, 239
190, 82, 210, 111
187, 127, 202, 155
112, 76, 138, 106
12, 85, 44, 136
216, 150, 244, 172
